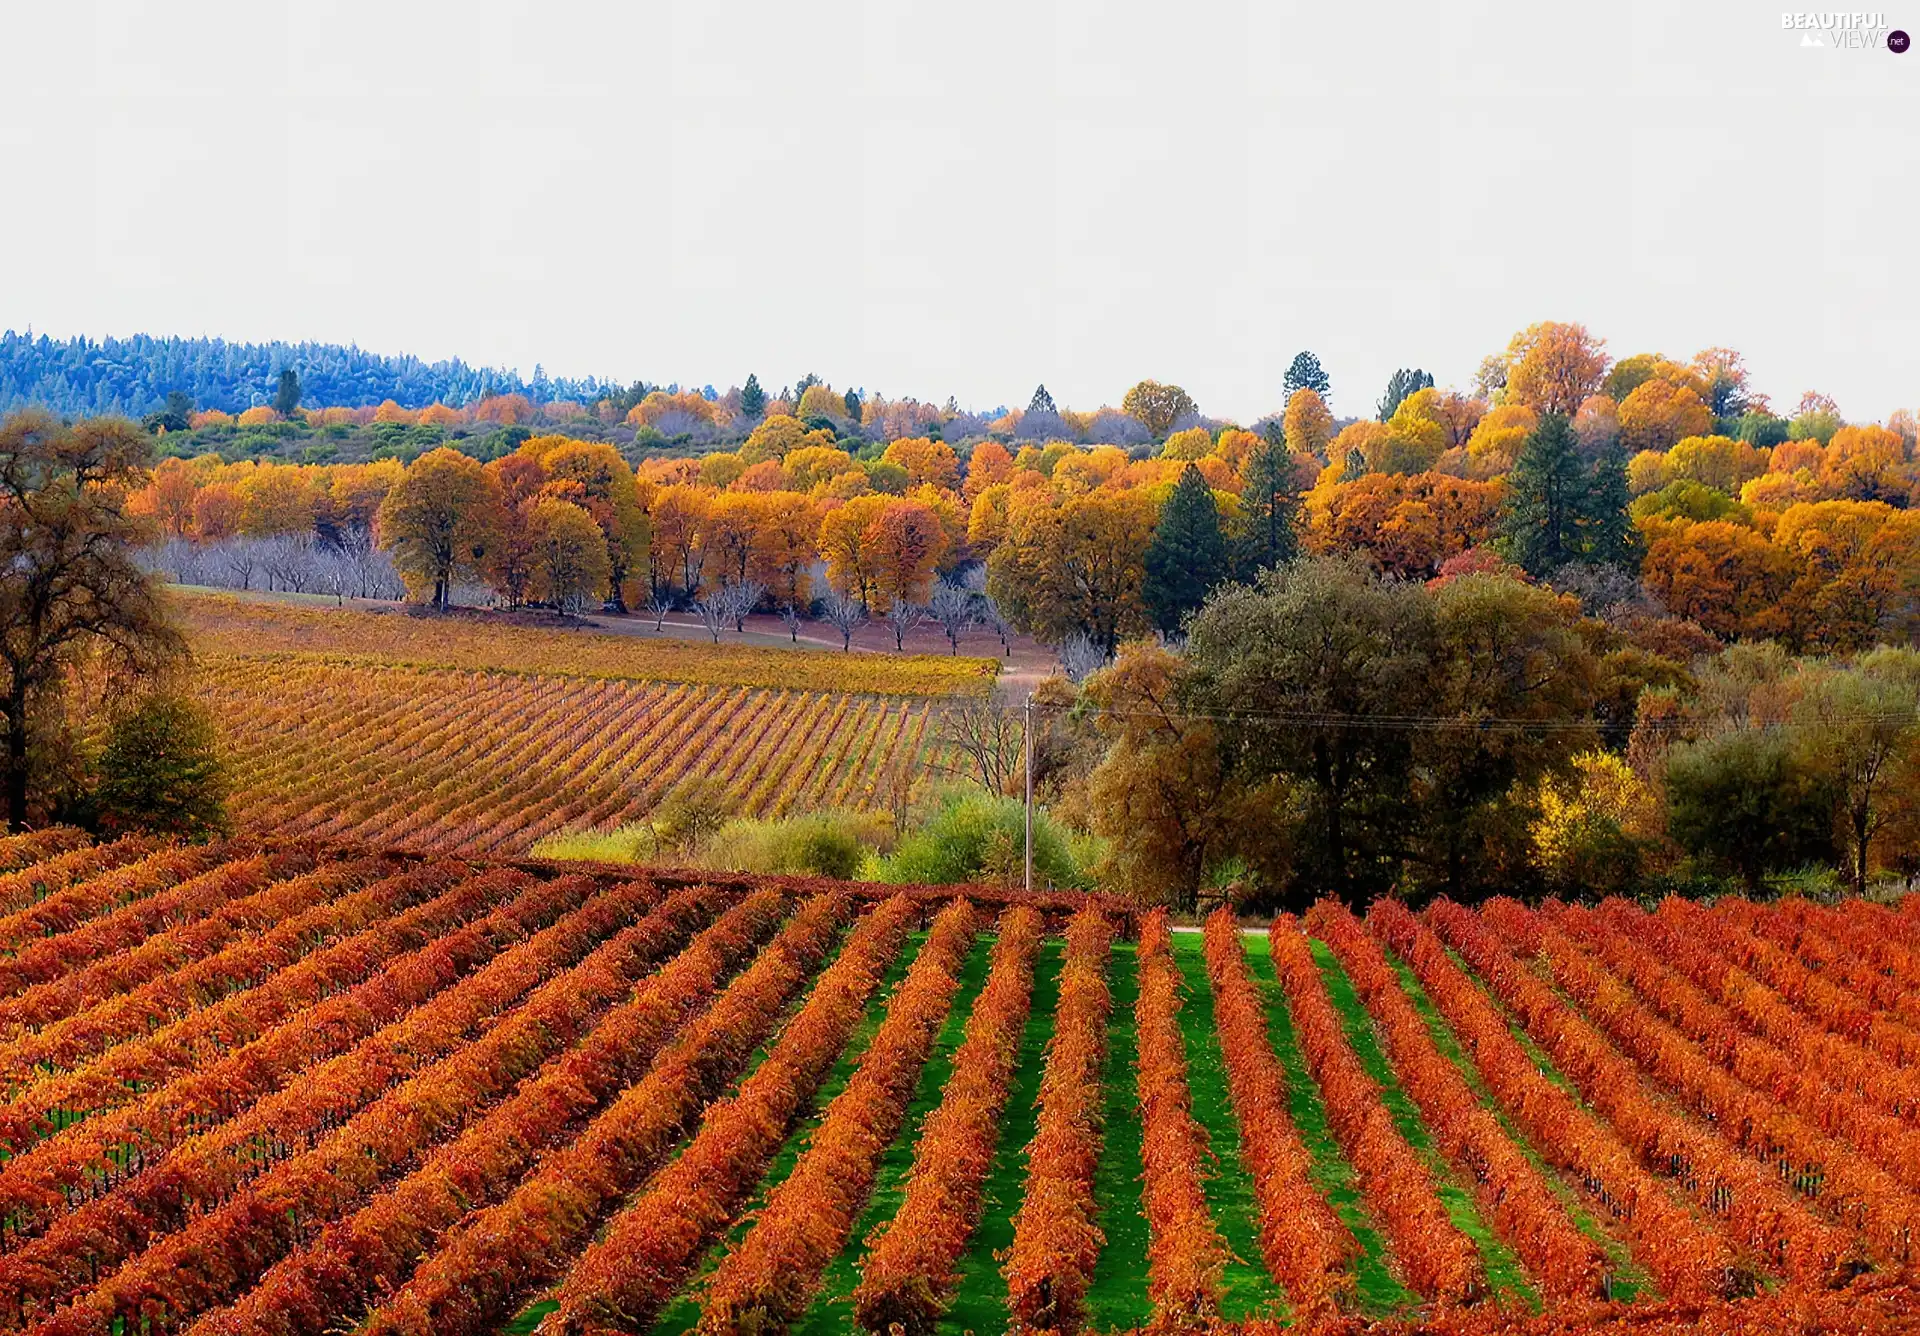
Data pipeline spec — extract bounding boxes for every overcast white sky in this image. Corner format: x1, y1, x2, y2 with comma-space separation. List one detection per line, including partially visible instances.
2, 1, 1915, 421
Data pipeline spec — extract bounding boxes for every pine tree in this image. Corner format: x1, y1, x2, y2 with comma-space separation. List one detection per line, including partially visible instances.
1233, 436, 1299, 578
1377, 367, 1434, 421
1500, 410, 1640, 577
843, 387, 861, 419
1029, 384, 1057, 414
740, 373, 766, 419
1143, 463, 1228, 634
1584, 442, 1637, 570
1283, 351, 1331, 403
272, 368, 301, 417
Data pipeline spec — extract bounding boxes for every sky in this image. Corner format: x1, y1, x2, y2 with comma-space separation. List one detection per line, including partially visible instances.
2, 0, 1916, 423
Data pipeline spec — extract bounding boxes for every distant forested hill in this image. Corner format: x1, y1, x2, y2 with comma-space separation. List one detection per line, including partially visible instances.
0, 331, 617, 416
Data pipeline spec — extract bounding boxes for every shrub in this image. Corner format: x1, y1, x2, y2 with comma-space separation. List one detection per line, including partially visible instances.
93, 693, 230, 840
876, 791, 1087, 889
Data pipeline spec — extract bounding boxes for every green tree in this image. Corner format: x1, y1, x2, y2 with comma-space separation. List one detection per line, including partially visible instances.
0, 411, 181, 830
1498, 412, 1634, 577
1283, 350, 1331, 402
272, 368, 302, 417
739, 374, 766, 420
144, 390, 194, 434
1232, 435, 1300, 577
1186, 556, 1433, 903
1377, 367, 1434, 421
843, 387, 861, 420
94, 693, 229, 839
1409, 574, 1599, 896
1791, 650, 1920, 897
1029, 384, 1057, 414
1666, 728, 1838, 890
1142, 464, 1228, 634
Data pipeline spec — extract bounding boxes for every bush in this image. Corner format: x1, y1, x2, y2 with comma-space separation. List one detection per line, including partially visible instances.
93, 693, 230, 840
698, 811, 890, 878
533, 809, 889, 878
876, 791, 1089, 889
648, 774, 734, 851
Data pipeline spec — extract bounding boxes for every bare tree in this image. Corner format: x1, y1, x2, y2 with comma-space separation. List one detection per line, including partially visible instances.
723, 579, 766, 632
644, 586, 675, 632
820, 588, 868, 651
1060, 629, 1105, 681
692, 591, 729, 643
220, 539, 262, 591
963, 565, 1012, 652
261, 533, 315, 593
933, 694, 1024, 794
884, 599, 926, 652
927, 580, 975, 655
779, 601, 805, 643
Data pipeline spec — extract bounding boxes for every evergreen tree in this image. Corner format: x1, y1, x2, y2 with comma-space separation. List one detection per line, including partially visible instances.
1283, 350, 1331, 402
1029, 384, 1057, 414
740, 373, 766, 419
1142, 463, 1228, 634
273, 368, 302, 417
843, 387, 861, 420
1377, 367, 1434, 421
1498, 411, 1633, 576
1584, 442, 1637, 570
1232, 436, 1299, 578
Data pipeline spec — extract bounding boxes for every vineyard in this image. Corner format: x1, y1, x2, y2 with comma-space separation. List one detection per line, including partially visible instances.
174, 590, 1001, 698
2, 833, 1920, 1336
198, 659, 951, 854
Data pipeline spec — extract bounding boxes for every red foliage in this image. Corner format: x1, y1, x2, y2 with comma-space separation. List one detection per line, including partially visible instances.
1306, 902, 1603, 1302
0, 865, 528, 1238
1135, 910, 1230, 1327
1368, 900, 1740, 1303
853, 907, 1044, 1334
1270, 914, 1484, 1305
538, 893, 919, 1335
190, 887, 807, 1336
9, 879, 714, 1335
355, 890, 854, 1336
695, 898, 981, 1334
1205, 910, 1359, 1316
1431, 899, 1859, 1288
1002, 908, 1115, 1335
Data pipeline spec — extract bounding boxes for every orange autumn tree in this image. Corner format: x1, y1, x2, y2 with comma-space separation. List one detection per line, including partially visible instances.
1502, 322, 1609, 416
864, 498, 948, 613
1639, 519, 1799, 641
818, 494, 891, 609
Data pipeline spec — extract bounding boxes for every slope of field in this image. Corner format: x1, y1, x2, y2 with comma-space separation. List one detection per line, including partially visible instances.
2, 833, 1917, 1336
174, 588, 1001, 697
200, 659, 952, 855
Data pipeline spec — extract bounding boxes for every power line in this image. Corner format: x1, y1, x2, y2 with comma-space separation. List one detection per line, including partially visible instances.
1006, 697, 1920, 736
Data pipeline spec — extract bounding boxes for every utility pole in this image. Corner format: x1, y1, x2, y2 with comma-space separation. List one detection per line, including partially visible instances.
1024, 692, 1034, 893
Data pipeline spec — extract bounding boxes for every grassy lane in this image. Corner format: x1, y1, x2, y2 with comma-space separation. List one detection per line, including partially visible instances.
943, 937, 1066, 1335
1085, 942, 1152, 1331
1169, 932, 1282, 1323
646, 927, 931, 1336
1241, 936, 1412, 1317
1308, 936, 1536, 1309
791, 931, 998, 1335
1384, 951, 1648, 1303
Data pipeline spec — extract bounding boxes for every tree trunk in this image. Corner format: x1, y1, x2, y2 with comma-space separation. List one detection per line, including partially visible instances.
1315, 739, 1347, 902
6, 690, 29, 833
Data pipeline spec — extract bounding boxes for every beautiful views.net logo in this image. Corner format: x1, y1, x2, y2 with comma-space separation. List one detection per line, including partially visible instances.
1780, 11, 1911, 49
